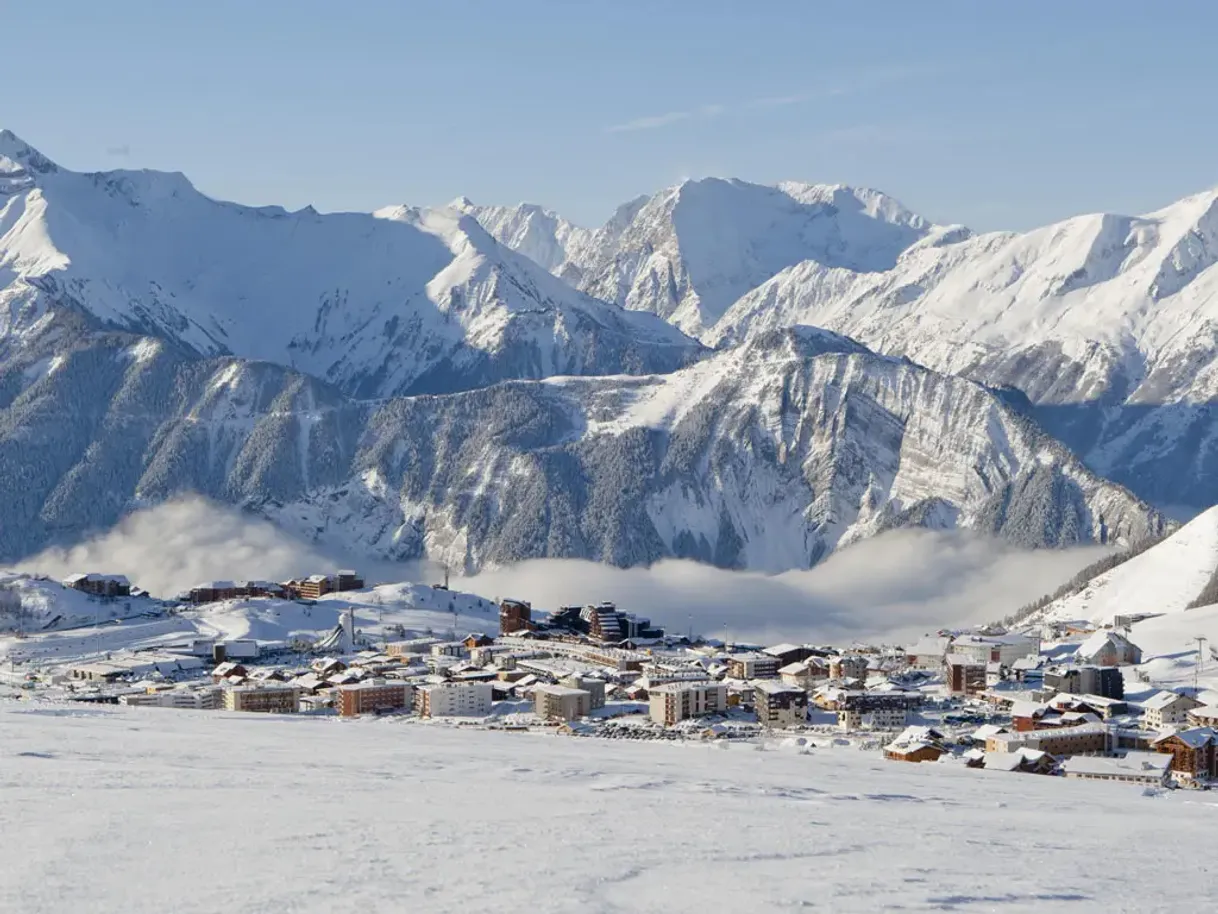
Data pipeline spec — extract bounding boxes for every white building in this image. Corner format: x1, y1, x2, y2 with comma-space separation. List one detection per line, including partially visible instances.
1142, 691, 1204, 730
866, 705, 910, 731
430, 641, 467, 659
649, 682, 728, 726
1076, 630, 1142, 667
905, 636, 951, 670
417, 681, 493, 718
950, 633, 1041, 667
1059, 751, 1171, 786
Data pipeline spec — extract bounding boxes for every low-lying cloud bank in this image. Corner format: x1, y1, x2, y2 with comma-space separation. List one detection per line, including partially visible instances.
12, 497, 428, 599
11, 497, 1109, 643
462, 533, 1109, 644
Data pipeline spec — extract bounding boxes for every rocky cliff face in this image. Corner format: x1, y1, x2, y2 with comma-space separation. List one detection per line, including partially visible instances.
0, 322, 1167, 570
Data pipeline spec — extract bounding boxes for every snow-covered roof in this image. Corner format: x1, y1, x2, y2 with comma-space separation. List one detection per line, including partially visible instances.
1142, 690, 1200, 711
945, 653, 984, 667
1059, 752, 1170, 778
906, 636, 950, 656
1010, 701, 1048, 719
971, 724, 1009, 741
1076, 629, 1139, 659
1153, 727, 1217, 749
534, 684, 589, 697
754, 681, 806, 696
762, 643, 803, 657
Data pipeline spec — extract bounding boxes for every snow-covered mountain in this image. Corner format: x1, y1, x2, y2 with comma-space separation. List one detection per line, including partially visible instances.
468, 180, 1218, 512
704, 190, 1218, 509
0, 321, 1166, 570
460, 178, 938, 338
0, 130, 702, 398
0, 129, 1197, 571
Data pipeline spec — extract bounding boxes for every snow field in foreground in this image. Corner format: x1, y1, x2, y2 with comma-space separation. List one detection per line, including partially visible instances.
2, 702, 1216, 913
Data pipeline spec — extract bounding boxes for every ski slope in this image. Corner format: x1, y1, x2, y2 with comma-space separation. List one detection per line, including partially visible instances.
2, 701, 1216, 913
1039, 505, 1218, 625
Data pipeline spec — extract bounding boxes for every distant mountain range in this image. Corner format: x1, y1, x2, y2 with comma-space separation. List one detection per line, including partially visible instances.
0, 129, 1194, 569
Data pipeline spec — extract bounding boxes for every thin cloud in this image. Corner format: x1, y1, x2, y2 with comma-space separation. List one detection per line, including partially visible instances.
105, 144, 131, 157
605, 111, 696, 134
607, 64, 939, 135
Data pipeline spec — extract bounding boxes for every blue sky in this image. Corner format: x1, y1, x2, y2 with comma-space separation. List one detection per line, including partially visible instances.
9, 1, 1218, 229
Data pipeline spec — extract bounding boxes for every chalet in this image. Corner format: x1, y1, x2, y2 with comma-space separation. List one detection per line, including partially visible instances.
1187, 705, 1218, 728
211, 661, 248, 683
311, 657, 347, 676
883, 726, 945, 763
463, 633, 494, 650
1142, 691, 1204, 731
778, 657, 829, 688
982, 747, 1055, 774
62, 573, 131, 598
828, 654, 869, 681
1075, 630, 1142, 667
1153, 728, 1218, 781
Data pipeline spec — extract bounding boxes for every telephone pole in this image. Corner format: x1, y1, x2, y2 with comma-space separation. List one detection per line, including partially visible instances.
1195, 636, 1208, 695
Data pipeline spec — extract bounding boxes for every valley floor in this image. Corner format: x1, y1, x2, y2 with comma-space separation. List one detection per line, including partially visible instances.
2, 702, 1215, 913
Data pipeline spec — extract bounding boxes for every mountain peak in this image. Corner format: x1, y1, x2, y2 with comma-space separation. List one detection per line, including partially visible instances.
0, 129, 57, 175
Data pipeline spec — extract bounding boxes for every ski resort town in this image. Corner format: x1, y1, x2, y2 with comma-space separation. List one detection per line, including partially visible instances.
3, 566, 1218, 791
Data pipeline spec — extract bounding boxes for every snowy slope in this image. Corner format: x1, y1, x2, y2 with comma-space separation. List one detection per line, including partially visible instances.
3, 702, 1216, 913
466, 178, 936, 337
0, 571, 157, 632
1035, 504, 1218, 625
0, 130, 701, 398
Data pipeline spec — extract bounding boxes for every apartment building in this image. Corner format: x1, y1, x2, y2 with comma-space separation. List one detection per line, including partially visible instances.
945, 654, 987, 697
337, 680, 414, 717
560, 675, 606, 710
534, 684, 592, 721
1142, 691, 1204, 730
649, 682, 728, 726
223, 683, 301, 714
416, 681, 493, 718
754, 681, 808, 729
726, 652, 780, 680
